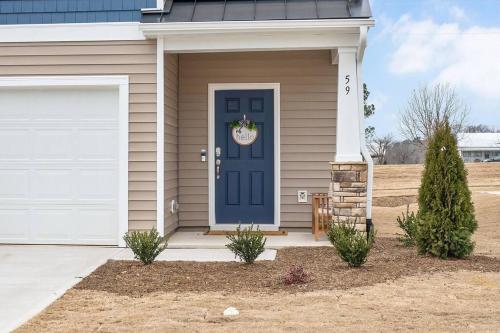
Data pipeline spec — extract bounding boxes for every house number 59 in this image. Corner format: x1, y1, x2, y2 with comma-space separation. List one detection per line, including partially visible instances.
345, 75, 351, 95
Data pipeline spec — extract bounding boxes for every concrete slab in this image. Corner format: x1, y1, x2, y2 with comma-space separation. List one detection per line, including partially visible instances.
113, 248, 277, 262
0, 245, 124, 333
167, 231, 332, 249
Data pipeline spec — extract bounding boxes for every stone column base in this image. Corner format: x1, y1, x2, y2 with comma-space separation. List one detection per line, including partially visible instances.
330, 161, 368, 230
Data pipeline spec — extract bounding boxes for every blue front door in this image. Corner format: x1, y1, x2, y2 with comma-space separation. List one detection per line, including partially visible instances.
215, 89, 274, 224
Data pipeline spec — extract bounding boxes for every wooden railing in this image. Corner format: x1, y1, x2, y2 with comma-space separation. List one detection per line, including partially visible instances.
312, 193, 332, 240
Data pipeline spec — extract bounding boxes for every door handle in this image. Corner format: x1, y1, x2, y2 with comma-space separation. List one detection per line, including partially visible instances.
216, 159, 221, 180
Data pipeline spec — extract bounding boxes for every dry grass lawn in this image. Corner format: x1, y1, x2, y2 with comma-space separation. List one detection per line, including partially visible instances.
17, 163, 500, 333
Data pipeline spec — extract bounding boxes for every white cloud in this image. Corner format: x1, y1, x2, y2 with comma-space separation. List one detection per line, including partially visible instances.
434, 27, 500, 99
369, 91, 389, 111
450, 6, 466, 21
388, 16, 500, 99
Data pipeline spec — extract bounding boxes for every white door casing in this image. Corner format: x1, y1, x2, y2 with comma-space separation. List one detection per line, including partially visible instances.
208, 83, 281, 231
0, 76, 128, 246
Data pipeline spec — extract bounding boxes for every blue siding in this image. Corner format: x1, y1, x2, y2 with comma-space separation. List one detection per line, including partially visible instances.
0, 0, 156, 24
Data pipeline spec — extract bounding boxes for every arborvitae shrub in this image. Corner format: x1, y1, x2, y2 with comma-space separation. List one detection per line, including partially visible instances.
416, 123, 477, 258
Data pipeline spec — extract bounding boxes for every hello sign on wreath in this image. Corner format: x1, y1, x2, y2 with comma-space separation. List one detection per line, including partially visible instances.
230, 114, 258, 146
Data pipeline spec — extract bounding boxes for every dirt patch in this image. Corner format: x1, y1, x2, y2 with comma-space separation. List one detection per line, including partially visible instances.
372, 195, 417, 207
75, 238, 500, 297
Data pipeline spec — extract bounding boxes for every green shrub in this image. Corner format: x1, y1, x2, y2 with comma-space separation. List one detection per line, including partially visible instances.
123, 228, 167, 265
327, 219, 375, 267
396, 205, 418, 246
226, 224, 266, 264
416, 123, 477, 258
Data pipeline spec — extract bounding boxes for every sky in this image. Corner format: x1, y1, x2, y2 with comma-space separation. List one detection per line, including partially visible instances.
363, 0, 500, 139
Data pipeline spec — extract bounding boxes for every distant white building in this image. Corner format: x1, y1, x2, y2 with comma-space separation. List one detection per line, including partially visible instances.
457, 133, 500, 162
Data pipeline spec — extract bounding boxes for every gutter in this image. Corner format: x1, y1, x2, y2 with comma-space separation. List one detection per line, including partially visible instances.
139, 18, 375, 36
356, 25, 374, 233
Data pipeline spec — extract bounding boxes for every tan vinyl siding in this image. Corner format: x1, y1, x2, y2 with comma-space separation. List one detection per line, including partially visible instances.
164, 53, 179, 235
0, 40, 157, 231
178, 50, 337, 228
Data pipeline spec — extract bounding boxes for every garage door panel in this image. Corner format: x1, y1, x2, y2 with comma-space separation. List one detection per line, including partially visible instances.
32, 169, 73, 200
78, 129, 117, 160
0, 86, 121, 245
0, 209, 30, 241
0, 170, 29, 199
0, 130, 31, 160
31, 209, 74, 241
34, 129, 73, 160
78, 169, 117, 200
77, 209, 117, 243
75, 90, 119, 121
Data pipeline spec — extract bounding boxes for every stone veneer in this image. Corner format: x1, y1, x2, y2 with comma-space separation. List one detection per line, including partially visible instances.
330, 162, 368, 229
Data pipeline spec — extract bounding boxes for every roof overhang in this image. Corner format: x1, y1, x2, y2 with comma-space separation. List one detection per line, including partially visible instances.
140, 19, 374, 53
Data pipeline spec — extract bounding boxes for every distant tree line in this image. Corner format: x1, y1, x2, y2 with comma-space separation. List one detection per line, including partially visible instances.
365, 83, 499, 164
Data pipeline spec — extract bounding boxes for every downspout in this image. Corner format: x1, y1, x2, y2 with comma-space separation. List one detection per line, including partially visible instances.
356, 26, 374, 233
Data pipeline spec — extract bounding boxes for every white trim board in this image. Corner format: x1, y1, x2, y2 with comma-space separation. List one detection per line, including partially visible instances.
141, 19, 375, 35
208, 83, 281, 229
156, 39, 165, 236
0, 75, 129, 247
141, 20, 373, 53
0, 22, 145, 42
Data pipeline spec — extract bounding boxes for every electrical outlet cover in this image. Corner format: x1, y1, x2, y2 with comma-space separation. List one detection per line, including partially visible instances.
297, 190, 308, 203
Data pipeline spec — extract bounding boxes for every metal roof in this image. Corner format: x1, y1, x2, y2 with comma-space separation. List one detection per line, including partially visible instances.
458, 133, 500, 150
142, 0, 372, 23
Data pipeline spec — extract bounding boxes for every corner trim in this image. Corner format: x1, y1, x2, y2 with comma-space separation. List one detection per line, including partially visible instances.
208, 83, 281, 229
156, 38, 165, 236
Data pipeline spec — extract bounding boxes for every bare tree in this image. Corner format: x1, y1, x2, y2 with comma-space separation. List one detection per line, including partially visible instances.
369, 134, 394, 164
399, 84, 469, 143
393, 141, 414, 164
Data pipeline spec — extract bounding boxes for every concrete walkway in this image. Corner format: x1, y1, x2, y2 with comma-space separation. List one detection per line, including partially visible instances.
113, 248, 277, 262
0, 244, 278, 332
0, 245, 123, 333
167, 231, 331, 249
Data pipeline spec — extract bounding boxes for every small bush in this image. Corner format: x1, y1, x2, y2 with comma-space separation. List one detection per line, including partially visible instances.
123, 228, 167, 265
396, 205, 418, 246
281, 265, 311, 285
327, 219, 375, 267
226, 224, 266, 264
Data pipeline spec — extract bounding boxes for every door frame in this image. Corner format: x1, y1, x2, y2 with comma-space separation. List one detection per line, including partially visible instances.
208, 83, 280, 230
0, 75, 129, 246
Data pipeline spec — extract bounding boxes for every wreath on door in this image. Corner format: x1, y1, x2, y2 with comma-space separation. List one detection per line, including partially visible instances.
230, 114, 258, 145
229, 117, 257, 131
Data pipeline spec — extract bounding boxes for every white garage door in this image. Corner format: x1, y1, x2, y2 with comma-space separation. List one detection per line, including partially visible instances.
0, 86, 121, 245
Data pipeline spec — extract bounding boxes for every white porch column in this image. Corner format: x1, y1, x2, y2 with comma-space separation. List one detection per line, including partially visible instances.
156, 38, 165, 236
336, 47, 362, 162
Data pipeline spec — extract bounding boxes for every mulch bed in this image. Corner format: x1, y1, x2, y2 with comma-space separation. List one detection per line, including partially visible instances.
75, 238, 500, 297
373, 195, 418, 207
